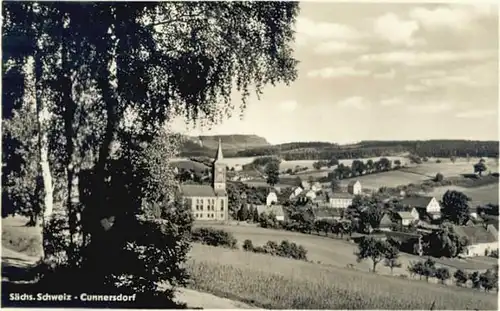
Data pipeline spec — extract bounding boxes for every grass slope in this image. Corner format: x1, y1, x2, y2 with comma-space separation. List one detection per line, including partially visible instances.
188, 243, 497, 310
425, 183, 499, 207
191, 224, 497, 273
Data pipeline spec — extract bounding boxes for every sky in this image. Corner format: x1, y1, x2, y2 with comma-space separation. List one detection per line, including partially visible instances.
171, 2, 499, 145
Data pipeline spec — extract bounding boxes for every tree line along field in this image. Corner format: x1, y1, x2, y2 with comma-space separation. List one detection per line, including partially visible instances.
191, 223, 497, 274
187, 243, 497, 310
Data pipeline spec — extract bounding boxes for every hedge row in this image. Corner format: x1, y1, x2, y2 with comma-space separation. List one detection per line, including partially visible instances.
242, 239, 308, 261
191, 227, 238, 249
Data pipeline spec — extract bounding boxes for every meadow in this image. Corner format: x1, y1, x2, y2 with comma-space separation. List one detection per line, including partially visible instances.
278, 156, 409, 172
192, 223, 497, 273
187, 243, 497, 310
400, 157, 498, 178
424, 183, 499, 207
335, 170, 430, 190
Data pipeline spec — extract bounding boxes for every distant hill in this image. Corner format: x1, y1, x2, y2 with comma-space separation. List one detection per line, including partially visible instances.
179, 134, 270, 157
234, 140, 498, 161
179, 136, 498, 161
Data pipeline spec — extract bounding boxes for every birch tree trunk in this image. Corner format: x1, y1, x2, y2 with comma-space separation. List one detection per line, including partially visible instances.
33, 44, 54, 223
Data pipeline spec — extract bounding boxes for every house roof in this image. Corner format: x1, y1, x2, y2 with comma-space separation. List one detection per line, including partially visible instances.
379, 213, 394, 227
385, 231, 421, 240
485, 219, 499, 231
396, 211, 416, 219
314, 208, 343, 218
347, 180, 360, 187
180, 184, 226, 197
453, 225, 498, 244
214, 138, 224, 162
400, 196, 435, 208
330, 192, 354, 199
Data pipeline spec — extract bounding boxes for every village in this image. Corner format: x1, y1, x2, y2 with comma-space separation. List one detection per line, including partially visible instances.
179, 139, 498, 262
2, 1, 498, 309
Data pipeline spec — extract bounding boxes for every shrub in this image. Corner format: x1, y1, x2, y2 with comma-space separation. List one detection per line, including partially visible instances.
191, 227, 238, 249
434, 173, 444, 182
435, 267, 451, 284
436, 159, 442, 163
489, 249, 498, 258
243, 239, 254, 251
453, 269, 468, 287
246, 239, 308, 261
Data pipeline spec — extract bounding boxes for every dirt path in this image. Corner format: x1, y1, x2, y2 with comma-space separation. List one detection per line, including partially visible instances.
1, 247, 257, 309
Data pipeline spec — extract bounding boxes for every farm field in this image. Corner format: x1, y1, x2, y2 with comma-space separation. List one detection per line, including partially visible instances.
279, 156, 409, 171
400, 158, 498, 178
335, 170, 430, 190
187, 243, 497, 310
193, 224, 497, 274
424, 183, 499, 208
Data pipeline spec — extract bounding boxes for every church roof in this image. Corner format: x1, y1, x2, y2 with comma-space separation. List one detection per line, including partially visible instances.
214, 138, 224, 162
181, 184, 220, 197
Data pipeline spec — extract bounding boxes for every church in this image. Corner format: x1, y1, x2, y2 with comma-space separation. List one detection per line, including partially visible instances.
180, 138, 229, 222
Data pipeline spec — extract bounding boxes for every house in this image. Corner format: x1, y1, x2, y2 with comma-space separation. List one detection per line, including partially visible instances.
347, 180, 362, 195
452, 225, 498, 257
314, 208, 343, 221
304, 189, 316, 200
300, 180, 311, 191
266, 190, 278, 206
400, 196, 441, 220
181, 139, 228, 222
233, 164, 243, 172
379, 213, 394, 231
311, 182, 322, 192
313, 192, 329, 205
328, 192, 354, 209
289, 186, 304, 200
394, 208, 419, 226
486, 223, 498, 237
256, 204, 288, 222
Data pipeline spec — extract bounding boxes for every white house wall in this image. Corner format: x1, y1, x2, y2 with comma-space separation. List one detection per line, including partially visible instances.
426, 198, 441, 213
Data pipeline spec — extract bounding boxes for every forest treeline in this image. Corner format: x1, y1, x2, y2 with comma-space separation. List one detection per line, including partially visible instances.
221, 140, 497, 160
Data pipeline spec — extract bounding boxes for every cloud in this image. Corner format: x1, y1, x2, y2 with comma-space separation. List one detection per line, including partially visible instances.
358, 50, 496, 66
455, 109, 497, 119
279, 100, 298, 112
407, 63, 496, 90
380, 98, 403, 107
337, 96, 371, 110
407, 102, 452, 114
420, 75, 481, 88
373, 13, 422, 47
373, 69, 396, 79
313, 41, 367, 55
405, 84, 427, 92
307, 67, 370, 79
409, 4, 496, 30
295, 17, 361, 41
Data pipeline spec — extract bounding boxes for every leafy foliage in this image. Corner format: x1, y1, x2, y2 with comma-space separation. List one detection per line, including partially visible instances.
441, 190, 470, 225
355, 237, 389, 273
434, 267, 450, 284
191, 227, 238, 249
453, 269, 468, 286
434, 173, 444, 182
422, 224, 469, 258
243, 239, 308, 261
383, 244, 401, 275
3, 1, 300, 306
265, 160, 280, 186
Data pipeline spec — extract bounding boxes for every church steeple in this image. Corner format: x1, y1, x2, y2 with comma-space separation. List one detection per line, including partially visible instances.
212, 137, 226, 192
214, 138, 224, 162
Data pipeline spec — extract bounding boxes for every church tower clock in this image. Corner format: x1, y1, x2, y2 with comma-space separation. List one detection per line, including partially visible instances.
213, 138, 226, 192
